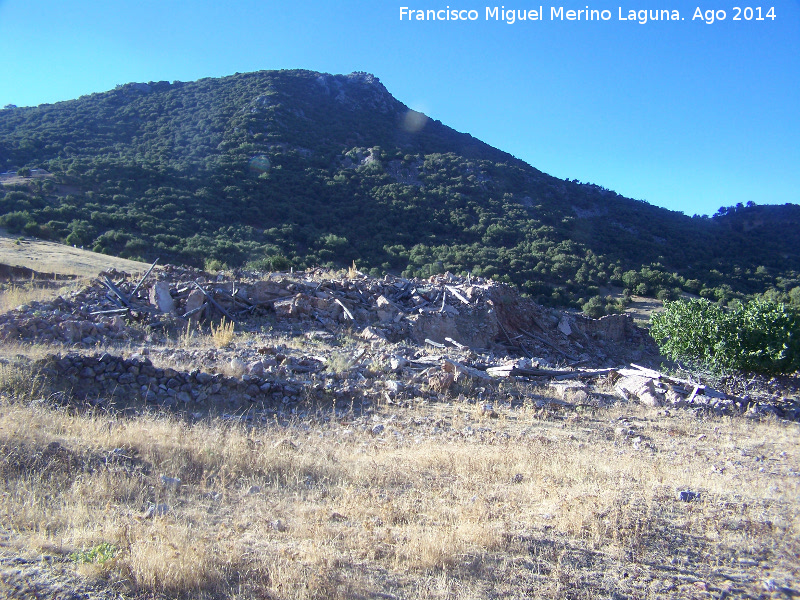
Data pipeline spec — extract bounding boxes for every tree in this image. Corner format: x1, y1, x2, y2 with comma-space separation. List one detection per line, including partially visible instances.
650, 298, 800, 374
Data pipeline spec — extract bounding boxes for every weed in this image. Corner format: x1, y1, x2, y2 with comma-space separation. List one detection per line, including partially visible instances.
0, 384, 798, 599
210, 317, 235, 348
69, 542, 117, 564
326, 351, 355, 374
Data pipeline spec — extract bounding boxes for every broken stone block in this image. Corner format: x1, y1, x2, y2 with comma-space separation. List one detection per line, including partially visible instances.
558, 315, 572, 336
185, 289, 206, 321
361, 326, 387, 342
149, 281, 175, 314
614, 375, 664, 407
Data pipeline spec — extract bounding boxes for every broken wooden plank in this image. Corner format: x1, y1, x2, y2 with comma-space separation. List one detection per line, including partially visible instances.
130, 257, 159, 298
486, 365, 516, 377
445, 285, 471, 306
101, 276, 130, 307
497, 319, 532, 358
334, 298, 354, 320
553, 368, 615, 381
104, 293, 124, 309
181, 305, 206, 319
627, 363, 701, 388
443, 358, 492, 381
425, 338, 446, 349
89, 308, 130, 316
193, 281, 237, 322
444, 337, 468, 350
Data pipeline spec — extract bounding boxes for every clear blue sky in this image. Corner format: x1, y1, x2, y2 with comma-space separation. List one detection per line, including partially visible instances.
1, 0, 798, 217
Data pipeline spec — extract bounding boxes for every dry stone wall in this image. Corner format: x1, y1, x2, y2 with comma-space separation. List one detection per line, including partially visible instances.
32, 352, 346, 416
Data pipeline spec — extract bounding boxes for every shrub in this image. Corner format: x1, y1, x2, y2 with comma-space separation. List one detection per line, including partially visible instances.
582, 296, 605, 319
650, 298, 800, 374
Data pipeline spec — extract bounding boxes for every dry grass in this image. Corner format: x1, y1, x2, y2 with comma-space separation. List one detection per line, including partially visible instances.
0, 363, 798, 599
0, 279, 88, 314
0, 227, 147, 278
210, 317, 236, 349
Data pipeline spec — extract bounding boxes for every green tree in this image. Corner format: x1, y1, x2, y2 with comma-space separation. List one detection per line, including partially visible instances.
650, 298, 800, 374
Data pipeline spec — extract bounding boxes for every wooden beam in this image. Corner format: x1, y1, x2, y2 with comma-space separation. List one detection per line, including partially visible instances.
130, 258, 159, 298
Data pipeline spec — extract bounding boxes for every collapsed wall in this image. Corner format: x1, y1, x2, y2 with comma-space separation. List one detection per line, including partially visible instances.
0, 263, 657, 365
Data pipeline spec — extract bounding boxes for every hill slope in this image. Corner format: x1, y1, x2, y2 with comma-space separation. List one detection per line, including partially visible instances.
1, 69, 798, 308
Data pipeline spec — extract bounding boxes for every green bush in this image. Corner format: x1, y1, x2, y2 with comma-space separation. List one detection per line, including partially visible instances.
650, 298, 800, 374
582, 296, 605, 319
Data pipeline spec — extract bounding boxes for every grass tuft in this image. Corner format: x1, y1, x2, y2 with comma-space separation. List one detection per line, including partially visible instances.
209, 317, 235, 348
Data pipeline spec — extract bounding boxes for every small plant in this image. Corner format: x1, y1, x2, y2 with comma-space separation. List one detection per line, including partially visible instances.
203, 258, 228, 273
69, 542, 117, 565
347, 260, 360, 278
180, 321, 197, 347
210, 317, 235, 348
327, 351, 355, 374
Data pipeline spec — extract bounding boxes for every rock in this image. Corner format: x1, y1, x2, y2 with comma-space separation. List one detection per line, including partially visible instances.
376, 295, 399, 322
569, 389, 589, 404
270, 519, 287, 532
361, 326, 387, 341
389, 356, 408, 372
615, 375, 664, 407
149, 281, 175, 313
558, 315, 572, 336
480, 403, 497, 417
143, 503, 170, 518
550, 381, 587, 400
229, 357, 246, 375
385, 380, 403, 394
679, 490, 700, 502
184, 289, 206, 320
247, 360, 265, 376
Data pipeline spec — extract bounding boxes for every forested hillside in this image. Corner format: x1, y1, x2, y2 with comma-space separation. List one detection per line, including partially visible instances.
1, 69, 798, 310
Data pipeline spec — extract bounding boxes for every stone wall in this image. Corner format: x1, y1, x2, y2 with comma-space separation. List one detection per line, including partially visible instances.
33, 352, 337, 415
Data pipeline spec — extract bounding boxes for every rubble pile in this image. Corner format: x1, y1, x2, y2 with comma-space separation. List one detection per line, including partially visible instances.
611, 364, 800, 420
1, 262, 797, 421
0, 263, 654, 366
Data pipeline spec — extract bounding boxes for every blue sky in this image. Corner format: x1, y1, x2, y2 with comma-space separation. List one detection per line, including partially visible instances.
1, 0, 798, 217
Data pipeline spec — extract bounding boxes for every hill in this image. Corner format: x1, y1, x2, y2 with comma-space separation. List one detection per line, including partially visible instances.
1, 69, 798, 310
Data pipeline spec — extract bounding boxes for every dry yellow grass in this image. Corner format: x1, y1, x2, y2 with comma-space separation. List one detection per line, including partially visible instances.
210, 317, 236, 349
0, 228, 147, 278
0, 278, 91, 314
0, 363, 798, 599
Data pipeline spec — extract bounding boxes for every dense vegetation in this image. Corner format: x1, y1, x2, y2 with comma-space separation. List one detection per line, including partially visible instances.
1, 69, 798, 310
650, 298, 800, 375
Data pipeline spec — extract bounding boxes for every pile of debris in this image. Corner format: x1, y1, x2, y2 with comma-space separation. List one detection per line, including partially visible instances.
2, 261, 797, 421
0, 261, 656, 367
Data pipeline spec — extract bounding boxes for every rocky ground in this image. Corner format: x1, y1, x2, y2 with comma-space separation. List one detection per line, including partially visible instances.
1, 262, 797, 422
1, 262, 799, 599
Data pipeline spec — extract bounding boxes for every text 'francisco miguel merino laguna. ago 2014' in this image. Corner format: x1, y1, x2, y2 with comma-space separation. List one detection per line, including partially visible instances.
399, 6, 777, 24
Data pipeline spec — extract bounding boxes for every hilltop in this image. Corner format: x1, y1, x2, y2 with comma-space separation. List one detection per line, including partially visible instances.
1, 69, 799, 311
